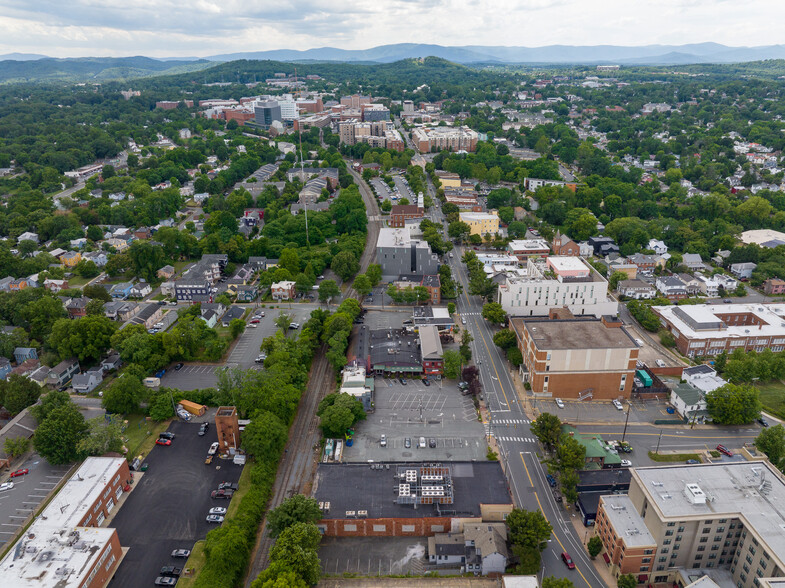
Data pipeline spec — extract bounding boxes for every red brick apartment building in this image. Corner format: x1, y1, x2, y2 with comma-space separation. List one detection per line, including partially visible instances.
511, 314, 638, 400
389, 204, 424, 228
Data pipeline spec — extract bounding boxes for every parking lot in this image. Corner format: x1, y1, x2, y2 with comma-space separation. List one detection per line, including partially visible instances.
0, 456, 72, 548
343, 378, 487, 462
319, 536, 427, 576
532, 396, 676, 425
108, 420, 243, 588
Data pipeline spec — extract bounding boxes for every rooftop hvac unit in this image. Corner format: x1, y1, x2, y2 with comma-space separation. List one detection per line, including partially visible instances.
358, 510, 368, 518
685, 483, 706, 505
405, 470, 417, 482
399, 484, 411, 496
421, 475, 444, 482
345, 510, 356, 518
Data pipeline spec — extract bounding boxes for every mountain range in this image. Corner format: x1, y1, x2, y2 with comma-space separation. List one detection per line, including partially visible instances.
6, 43, 785, 67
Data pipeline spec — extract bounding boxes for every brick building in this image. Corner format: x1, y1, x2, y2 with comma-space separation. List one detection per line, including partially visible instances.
511, 314, 638, 399
215, 406, 240, 452
314, 462, 512, 538
0, 457, 130, 588
551, 231, 580, 256
652, 303, 785, 358
389, 204, 425, 228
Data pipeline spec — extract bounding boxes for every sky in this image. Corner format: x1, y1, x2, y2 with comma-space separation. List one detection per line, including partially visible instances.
0, 0, 783, 58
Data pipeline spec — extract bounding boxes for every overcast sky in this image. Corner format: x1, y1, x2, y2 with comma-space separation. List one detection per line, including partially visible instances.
0, 0, 781, 58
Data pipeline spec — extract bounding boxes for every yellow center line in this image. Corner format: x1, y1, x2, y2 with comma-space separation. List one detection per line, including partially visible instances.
579, 431, 757, 440
454, 249, 512, 409
519, 451, 534, 486
524, 454, 591, 587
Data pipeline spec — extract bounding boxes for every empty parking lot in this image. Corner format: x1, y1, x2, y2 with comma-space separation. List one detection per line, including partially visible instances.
108, 420, 243, 588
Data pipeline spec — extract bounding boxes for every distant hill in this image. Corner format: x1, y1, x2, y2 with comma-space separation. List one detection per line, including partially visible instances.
0, 52, 48, 62
205, 42, 785, 65
0, 56, 212, 83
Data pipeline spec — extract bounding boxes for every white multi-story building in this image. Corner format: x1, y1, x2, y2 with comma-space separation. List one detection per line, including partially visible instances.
496, 256, 617, 318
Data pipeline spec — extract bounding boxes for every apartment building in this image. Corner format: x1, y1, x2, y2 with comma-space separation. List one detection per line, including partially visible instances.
459, 211, 500, 236
522, 177, 578, 192
361, 103, 390, 122
389, 204, 425, 228
412, 126, 479, 153
497, 256, 618, 318
652, 303, 785, 358
376, 227, 439, 279
338, 120, 404, 152
596, 462, 785, 588
511, 315, 638, 399
0, 457, 129, 588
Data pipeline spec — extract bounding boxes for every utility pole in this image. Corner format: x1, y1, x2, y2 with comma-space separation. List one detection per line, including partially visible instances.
655, 429, 663, 454
622, 404, 631, 442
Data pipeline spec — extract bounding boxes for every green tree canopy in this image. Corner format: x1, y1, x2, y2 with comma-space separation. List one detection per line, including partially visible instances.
481, 302, 507, 324
102, 374, 145, 414
317, 392, 366, 437
706, 383, 762, 425
531, 412, 562, 451
506, 508, 553, 551
1, 374, 42, 415
755, 424, 785, 472
32, 403, 88, 464
267, 495, 323, 537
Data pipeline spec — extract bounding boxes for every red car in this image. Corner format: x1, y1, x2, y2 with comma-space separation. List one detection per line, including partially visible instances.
250, 319, 260, 324
156, 439, 172, 446
561, 552, 575, 569
10, 468, 29, 478
716, 444, 733, 457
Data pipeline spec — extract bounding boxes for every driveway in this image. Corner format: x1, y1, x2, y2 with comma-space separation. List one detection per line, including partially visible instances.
108, 420, 243, 588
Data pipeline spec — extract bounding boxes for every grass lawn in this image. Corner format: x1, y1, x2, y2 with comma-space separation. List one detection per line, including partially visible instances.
123, 414, 169, 460
69, 276, 91, 287
225, 461, 253, 519
648, 451, 701, 463
757, 380, 785, 417
173, 260, 191, 274
174, 540, 207, 588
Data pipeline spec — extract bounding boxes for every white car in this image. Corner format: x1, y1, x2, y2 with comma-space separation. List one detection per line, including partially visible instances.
555, 398, 565, 409
635, 338, 643, 346
656, 359, 666, 368
620, 460, 632, 467
209, 507, 227, 515
0, 482, 13, 492
208, 442, 219, 456
613, 399, 624, 411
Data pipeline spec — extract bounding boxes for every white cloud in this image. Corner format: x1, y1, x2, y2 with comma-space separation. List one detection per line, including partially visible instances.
0, 0, 782, 58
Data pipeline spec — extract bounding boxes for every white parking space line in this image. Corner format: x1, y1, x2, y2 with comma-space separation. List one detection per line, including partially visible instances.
27, 495, 46, 499
8, 516, 27, 520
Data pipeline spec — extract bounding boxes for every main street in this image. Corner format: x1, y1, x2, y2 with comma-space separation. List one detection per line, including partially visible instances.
440, 202, 606, 586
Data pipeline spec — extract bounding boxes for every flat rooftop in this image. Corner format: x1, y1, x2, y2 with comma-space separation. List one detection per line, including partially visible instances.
634, 462, 785, 564
377, 227, 413, 248
512, 318, 636, 350
314, 461, 511, 520
548, 256, 589, 273
653, 303, 785, 339
507, 239, 549, 251
600, 494, 656, 547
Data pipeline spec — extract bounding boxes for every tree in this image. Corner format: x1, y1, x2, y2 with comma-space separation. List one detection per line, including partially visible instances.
506, 508, 552, 550
556, 434, 587, 472
506, 347, 523, 366
32, 403, 88, 465
617, 574, 637, 588
512, 544, 541, 575
331, 250, 359, 281
318, 279, 340, 304
49, 315, 117, 362
448, 221, 471, 242
265, 522, 322, 586
102, 374, 144, 414
75, 259, 100, 278
706, 383, 762, 425
481, 302, 507, 324
443, 350, 462, 379
755, 424, 785, 471
366, 264, 382, 286
352, 274, 372, 297
267, 495, 322, 537
30, 389, 71, 422
447, 302, 456, 314
493, 329, 517, 350
542, 578, 575, 588
274, 311, 293, 332
530, 412, 562, 451
1, 375, 41, 415
229, 318, 246, 339
4, 436, 30, 459
83, 284, 112, 302
609, 270, 627, 291
77, 415, 124, 456
243, 410, 288, 457
85, 299, 105, 316
587, 536, 603, 559
317, 393, 366, 437
459, 329, 473, 363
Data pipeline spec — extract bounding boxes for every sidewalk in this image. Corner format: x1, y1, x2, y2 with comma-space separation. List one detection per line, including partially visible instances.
568, 514, 618, 588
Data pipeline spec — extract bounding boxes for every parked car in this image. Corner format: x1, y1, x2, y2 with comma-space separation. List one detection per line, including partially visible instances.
758, 417, 770, 427
155, 577, 177, 586
429, 438, 437, 448
635, 338, 643, 346
206, 514, 225, 523
461, 317, 466, 325
380, 434, 387, 447
208, 442, 219, 455
159, 566, 182, 577
174, 362, 184, 371
418, 437, 426, 449
250, 319, 260, 324
204, 455, 213, 465
613, 399, 624, 411
561, 552, 575, 569
399, 378, 407, 385
171, 549, 191, 558
716, 444, 733, 457
209, 507, 227, 515
655, 359, 666, 368
9, 468, 29, 478
554, 398, 565, 409
620, 459, 632, 467
686, 459, 701, 464
198, 423, 209, 436
0, 482, 14, 491
404, 438, 411, 448
155, 439, 172, 446
422, 378, 430, 387
546, 474, 557, 488
159, 432, 176, 440
288, 322, 300, 329
211, 489, 234, 499
218, 482, 238, 491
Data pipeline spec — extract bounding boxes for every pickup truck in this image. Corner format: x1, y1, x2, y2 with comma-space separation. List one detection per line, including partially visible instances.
160, 566, 182, 577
